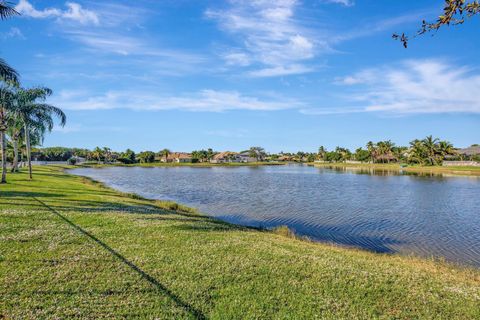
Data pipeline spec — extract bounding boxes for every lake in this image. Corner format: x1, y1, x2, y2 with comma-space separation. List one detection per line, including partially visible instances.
69, 165, 480, 267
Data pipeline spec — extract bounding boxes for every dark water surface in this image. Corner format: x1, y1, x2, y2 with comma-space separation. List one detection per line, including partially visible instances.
69, 165, 480, 267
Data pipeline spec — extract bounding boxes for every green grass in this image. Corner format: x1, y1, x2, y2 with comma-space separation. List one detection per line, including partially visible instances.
313, 162, 480, 176
1, 166, 479, 319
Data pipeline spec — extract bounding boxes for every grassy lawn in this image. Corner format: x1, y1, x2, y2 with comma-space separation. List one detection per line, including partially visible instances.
1, 166, 479, 319
313, 162, 480, 177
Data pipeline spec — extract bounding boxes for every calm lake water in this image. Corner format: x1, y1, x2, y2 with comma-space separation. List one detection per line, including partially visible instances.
70, 165, 480, 267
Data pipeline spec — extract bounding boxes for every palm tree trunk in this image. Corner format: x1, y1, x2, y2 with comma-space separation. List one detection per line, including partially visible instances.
11, 138, 19, 172
24, 123, 33, 180
0, 130, 6, 183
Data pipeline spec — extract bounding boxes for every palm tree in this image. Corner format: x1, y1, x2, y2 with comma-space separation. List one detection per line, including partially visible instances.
91, 147, 104, 163
366, 141, 376, 163
14, 87, 66, 179
0, 85, 14, 183
317, 146, 326, 160
422, 135, 440, 166
438, 140, 455, 158
0, 2, 19, 83
103, 147, 112, 163
6, 115, 24, 172
159, 148, 171, 162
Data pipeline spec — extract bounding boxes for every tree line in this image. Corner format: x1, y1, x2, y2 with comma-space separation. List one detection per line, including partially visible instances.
317, 136, 477, 165
0, 4, 66, 183
30, 136, 478, 166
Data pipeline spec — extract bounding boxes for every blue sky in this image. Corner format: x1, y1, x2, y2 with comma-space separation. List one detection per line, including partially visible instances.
3, 0, 480, 152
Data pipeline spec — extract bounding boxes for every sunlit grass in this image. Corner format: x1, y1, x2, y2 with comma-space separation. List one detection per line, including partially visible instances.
1, 166, 479, 319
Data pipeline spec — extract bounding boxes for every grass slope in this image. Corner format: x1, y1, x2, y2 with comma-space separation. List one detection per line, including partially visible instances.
1, 167, 479, 319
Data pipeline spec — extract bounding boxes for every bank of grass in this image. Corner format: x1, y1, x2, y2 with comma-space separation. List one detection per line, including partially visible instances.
313, 162, 480, 177
1, 166, 479, 319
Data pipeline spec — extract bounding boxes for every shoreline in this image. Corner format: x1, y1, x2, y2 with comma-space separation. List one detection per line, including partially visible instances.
312, 162, 480, 177
68, 164, 478, 267
77, 161, 286, 168
2, 166, 480, 318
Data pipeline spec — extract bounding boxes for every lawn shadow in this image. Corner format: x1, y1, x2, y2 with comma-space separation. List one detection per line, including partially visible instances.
0, 191, 65, 198
34, 197, 206, 320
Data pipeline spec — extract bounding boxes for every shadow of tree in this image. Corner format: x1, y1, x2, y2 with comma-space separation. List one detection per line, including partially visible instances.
0, 191, 65, 198
34, 197, 206, 320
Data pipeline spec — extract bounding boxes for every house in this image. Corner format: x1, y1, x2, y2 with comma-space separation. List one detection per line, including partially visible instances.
210, 152, 240, 163
160, 152, 193, 163
175, 153, 192, 163
278, 156, 294, 162
375, 153, 398, 163
238, 151, 257, 163
458, 145, 480, 157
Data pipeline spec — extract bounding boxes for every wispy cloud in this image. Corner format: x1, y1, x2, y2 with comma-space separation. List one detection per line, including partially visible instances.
15, 0, 99, 25
206, 0, 322, 77
53, 89, 302, 112
1, 27, 25, 40
324, 60, 480, 114
322, 0, 355, 7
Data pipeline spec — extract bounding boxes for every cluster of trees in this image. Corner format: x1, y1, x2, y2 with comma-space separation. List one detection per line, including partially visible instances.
0, 5, 66, 183
317, 136, 459, 166
33, 137, 470, 167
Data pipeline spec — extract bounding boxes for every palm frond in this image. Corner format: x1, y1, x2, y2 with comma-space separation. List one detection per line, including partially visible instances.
0, 58, 19, 84
0, 1, 19, 20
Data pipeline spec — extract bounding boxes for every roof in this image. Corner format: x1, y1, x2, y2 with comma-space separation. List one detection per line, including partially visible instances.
376, 153, 397, 161
459, 146, 480, 156
163, 152, 192, 160
213, 151, 238, 160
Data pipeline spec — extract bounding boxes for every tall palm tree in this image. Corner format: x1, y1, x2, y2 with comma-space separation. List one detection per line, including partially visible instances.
14, 87, 66, 179
366, 141, 376, 163
0, 85, 14, 183
6, 115, 24, 172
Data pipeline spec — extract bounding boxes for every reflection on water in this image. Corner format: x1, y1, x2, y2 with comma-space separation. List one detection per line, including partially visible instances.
70, 165, 480, 267
323, 166, 448, 177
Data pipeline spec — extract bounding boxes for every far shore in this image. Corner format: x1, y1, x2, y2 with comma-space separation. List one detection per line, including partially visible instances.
77, 161, 287, 168
74, 161, 480, 176
312, 162, 480, 177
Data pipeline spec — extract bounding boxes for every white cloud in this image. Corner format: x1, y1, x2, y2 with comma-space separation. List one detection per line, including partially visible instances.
62, 2, 99, 25
15, 0, 99, 25
53, 89, 302, 112
333, 60, 480, 114
248, 64, 314, 77
223, 52, 251, 67
322, 0, 355, 6
206, 0, 321, 77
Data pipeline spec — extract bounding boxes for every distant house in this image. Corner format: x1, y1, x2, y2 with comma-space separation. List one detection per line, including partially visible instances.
375, 153, 398, 163
278, 156, 294, 162
160, 152, 193, 163
210, 152, 240, 163
238, 151, 257, 163
175, 153, 192, 163
458, 145, 480, 157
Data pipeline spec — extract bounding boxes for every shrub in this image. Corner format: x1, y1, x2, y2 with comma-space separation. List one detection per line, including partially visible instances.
67, 157, 77, 165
